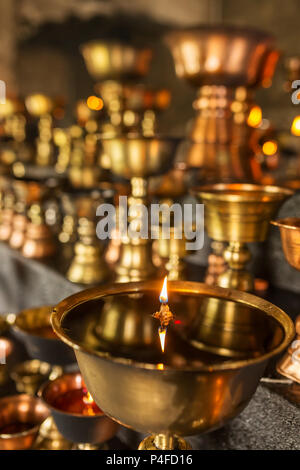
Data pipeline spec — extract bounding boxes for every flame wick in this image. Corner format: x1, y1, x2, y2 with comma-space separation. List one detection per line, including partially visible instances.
159, 326, 166, 353
159, 276, 168, 304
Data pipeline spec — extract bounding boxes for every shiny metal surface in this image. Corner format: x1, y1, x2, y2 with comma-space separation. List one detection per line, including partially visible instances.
12, 305, 75, 365
51, 281, 294, 441
81, 41, 152, 81
165, 25, 276, 88
101, 135, 180, 180
194, 183, 292, 291
271, 218, 300, 270
39, 372, 119, 444
0, 394, 49, 450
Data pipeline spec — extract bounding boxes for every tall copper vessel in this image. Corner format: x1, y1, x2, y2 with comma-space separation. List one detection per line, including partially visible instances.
165, 25, 279, 183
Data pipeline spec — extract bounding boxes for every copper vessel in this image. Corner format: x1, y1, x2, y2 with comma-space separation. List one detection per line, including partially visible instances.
0, 394, 49, 450
51, 280, 293, 450
165, 25, 279, 182
270, 218, 300, 384
39, 372, 119, 447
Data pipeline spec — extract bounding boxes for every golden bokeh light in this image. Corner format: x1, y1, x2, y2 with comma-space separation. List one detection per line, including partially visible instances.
291, 116, 300, 136
86, 95, 104, 111
247, 106, 262, 128
262, 140, 278, 156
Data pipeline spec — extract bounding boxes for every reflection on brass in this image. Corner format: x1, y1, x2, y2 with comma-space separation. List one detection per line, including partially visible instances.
155, 226, 188, 281
25, 94, 55, 167
205, 241, 227, 286
51, 280, 294, 450
277, 316, 300, 384
33, 416, 72, 450
165, 25, 279, 182
39, 372, 119, 447
194, 184, 293, 291
139, 433, 191, 450
80, 41, 152, 81
0, 394, 49, 450
271, 218, 300, 384
10, 360, 62, 395
67, 218, 108, 285
101, 136, 180, 282
271, 218, 300, 270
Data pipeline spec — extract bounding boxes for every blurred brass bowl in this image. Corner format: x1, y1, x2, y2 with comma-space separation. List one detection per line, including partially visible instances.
101, 135, 181, 180
80, 41, 152, 81
10, 360, 62, 395
194, 183, 293, 243
165, 25, 277, 87
39, 372, 119, 444
271, 217, 300, 270
51, 281, 293, 438
0, 394, 49, 450
25, 94, 53, 117
12, 306, 75, 365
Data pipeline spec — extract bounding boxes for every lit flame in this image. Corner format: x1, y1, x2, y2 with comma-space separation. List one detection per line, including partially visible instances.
262, 140, 278, 156
157, 363, 164, 370
82, 387, 96, 416
159, 276, 168, 304
291, 116, 300, 136
83, 391, 94, 405
159, 327, 166, 353
247, 106, 262, 128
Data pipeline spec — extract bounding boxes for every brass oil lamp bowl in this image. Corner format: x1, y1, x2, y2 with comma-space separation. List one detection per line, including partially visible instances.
194, 184, 293, 291
39, 372, 119, 449
80, 41, 170, 137
51, 280, 294, 450
165, 25, 279, 182
11, 305, 75, 365
270, 217, 300, 384
80, 41, 152, 82
101, 135, 181, 282
0, 394, 49, 450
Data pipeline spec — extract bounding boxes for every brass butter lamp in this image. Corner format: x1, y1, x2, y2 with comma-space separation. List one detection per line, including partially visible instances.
194, 184, 293, 291
101, 135, 181, 282
51, 280, 293, 450
165, 25, 279, 182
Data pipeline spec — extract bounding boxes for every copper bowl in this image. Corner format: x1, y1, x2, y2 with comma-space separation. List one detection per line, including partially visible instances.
0, 394, 50, 450
39, 372, 119, 444
165, 25, 277, 88
271, 218, 300, 270
12, 306, 75, 365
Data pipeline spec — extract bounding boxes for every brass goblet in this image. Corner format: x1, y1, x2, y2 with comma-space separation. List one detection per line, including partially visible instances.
194, 184, 293, 291
165, 25, 279, 182
80, 41, 152, 82
101, 135, 181, 282
51, 280, 293, 450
